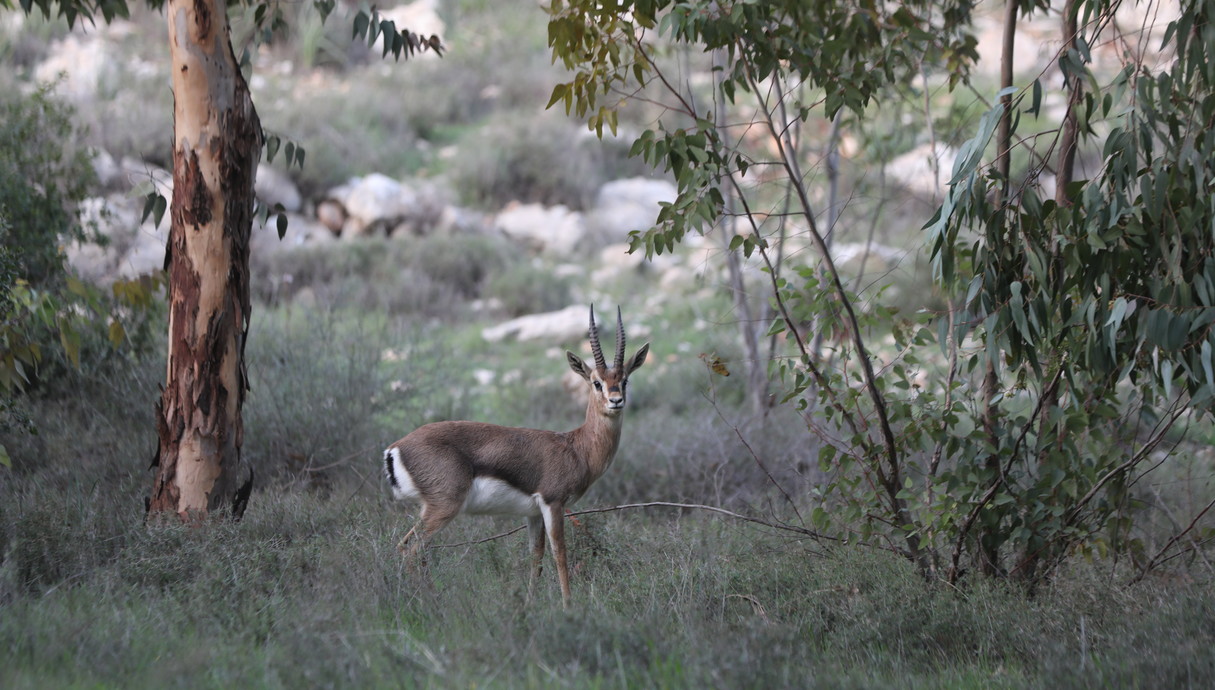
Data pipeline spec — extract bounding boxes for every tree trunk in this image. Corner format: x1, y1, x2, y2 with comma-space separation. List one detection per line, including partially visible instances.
148, 0, 260, 521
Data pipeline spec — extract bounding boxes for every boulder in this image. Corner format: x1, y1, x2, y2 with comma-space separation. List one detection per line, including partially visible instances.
34, 33, 115, 102
482, 305, 590, 344
331, 174, 449, 238
251, 213, 334, 260
885, 144, 957, 198
66, 195, 163, 283
316, 199, 346, 234
494, 202, 585, 255
376, 0, 445, 58
255, 163, 303, 213
585, 177, 676, 246
341, 173, 417, 236
831, 242, 906, 274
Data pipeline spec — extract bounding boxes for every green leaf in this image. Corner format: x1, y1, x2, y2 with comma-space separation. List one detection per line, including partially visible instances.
1202, 340, 1214, 388
1027, 78, 1042, 117
0, 442, 9, 469
152, 194, 167, 229
108, 319, 126, 347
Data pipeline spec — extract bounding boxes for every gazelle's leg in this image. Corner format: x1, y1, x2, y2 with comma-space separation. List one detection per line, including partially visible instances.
397, 519, 422, 554
408, 502, 460, 567
398, 502, 459, 568
540, 500, 571, 609
527, 515, 546, 601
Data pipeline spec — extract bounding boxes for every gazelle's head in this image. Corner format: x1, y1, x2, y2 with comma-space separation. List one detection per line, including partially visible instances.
566, 306, 649, 417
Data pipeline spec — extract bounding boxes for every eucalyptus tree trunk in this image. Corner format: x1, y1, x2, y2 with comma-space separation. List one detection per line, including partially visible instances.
148, 0, 260, 521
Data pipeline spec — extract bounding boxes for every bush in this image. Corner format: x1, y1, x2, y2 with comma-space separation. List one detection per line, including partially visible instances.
483, 259, 573, 317
253, 233, 528, 318
258, 72, 424, 198
0, 82, 97, 287
242, 305, 457, 488
448, 113, 611, 211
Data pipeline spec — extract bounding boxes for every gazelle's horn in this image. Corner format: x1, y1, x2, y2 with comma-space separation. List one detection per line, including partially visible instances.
614, 306, 626, 372
589, 305, 607, 371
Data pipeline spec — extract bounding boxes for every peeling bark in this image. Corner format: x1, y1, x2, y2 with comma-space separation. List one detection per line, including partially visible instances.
148, 0, 260, 522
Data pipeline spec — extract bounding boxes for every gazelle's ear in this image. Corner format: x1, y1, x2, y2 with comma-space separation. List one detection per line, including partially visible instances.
626, 343, 650, 375
566, 351, 591, 381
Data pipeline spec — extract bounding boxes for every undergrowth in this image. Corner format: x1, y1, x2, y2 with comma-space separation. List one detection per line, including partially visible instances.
2, 302, 1213, 688
2, 478, 1213, 689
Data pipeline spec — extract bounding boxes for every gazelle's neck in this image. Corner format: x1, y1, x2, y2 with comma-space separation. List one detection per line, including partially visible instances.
572, 401, 624, 479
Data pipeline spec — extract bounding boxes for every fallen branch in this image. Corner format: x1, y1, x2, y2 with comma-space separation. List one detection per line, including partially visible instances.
432, 501, 836, 549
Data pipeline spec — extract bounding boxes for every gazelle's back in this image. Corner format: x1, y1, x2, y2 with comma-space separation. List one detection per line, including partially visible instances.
385, 421, 570, 516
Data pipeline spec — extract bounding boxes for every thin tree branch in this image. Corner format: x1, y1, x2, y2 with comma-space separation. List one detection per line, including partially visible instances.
738, 51, 927, 573
1130, 495, 1215, 585
432, 502, 839, 550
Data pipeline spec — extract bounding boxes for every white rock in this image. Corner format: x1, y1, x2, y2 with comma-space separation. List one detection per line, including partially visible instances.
482, 305, 590, 343
251, 213, 333, 259
376, 0, 445, 58
34, 34, 114, 102
344, 173, 418, 230
67, 195, 161, 283
885, 144, 957, 198
118, 157, 173, 199
586, 177, 676, 246
335, 174, 449, 238
494, 202, 585, 256
830, 242, 906, 274
255, 163, 303, 213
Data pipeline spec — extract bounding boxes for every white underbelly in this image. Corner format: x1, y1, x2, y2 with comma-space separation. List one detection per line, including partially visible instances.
462, 477, 541, 516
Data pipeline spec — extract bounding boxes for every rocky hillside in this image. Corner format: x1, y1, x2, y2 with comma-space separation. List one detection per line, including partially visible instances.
8, 0, 1177, 332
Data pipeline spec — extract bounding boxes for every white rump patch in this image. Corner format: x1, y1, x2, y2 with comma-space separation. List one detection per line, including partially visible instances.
462, 477, 542, 517
386, 447, 420, 502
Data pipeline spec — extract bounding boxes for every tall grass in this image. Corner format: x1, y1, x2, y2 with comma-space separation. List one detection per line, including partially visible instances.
3, 289, 1214, 688
4, 477, 1214, 688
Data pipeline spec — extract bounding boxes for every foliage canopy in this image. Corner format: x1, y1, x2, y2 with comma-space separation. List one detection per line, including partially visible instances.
548, 0, 1215, 583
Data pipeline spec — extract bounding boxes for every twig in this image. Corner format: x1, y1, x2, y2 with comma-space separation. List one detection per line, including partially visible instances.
710, 402, 805, 525
1130, 494, 1215, 585
432, 501, 838, 549
303, 446, 379, 473
1147, 482, 1215, 574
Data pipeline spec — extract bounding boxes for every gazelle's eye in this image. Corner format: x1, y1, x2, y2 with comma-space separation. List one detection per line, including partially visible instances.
621, 380, 628, 391
593, 381, 603, 391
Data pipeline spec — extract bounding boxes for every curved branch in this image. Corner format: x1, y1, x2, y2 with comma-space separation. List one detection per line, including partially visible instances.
432, 501, 839, 550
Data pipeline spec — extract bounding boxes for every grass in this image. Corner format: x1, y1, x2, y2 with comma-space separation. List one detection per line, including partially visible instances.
3, 292, 1214, 689
3, 477, 1214, 689
1, 208, 1212, 686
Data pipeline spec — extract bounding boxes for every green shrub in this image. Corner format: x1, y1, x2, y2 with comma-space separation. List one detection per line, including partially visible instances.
483, 259, 573, 317
448, 113, 608, 211
0, 82, 97, 287
258, 72, 424, 198
242, 306, 456, 488
253, 233, 527, 318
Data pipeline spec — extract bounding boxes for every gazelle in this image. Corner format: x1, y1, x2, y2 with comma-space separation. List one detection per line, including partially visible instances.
383, 305, 649, 607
